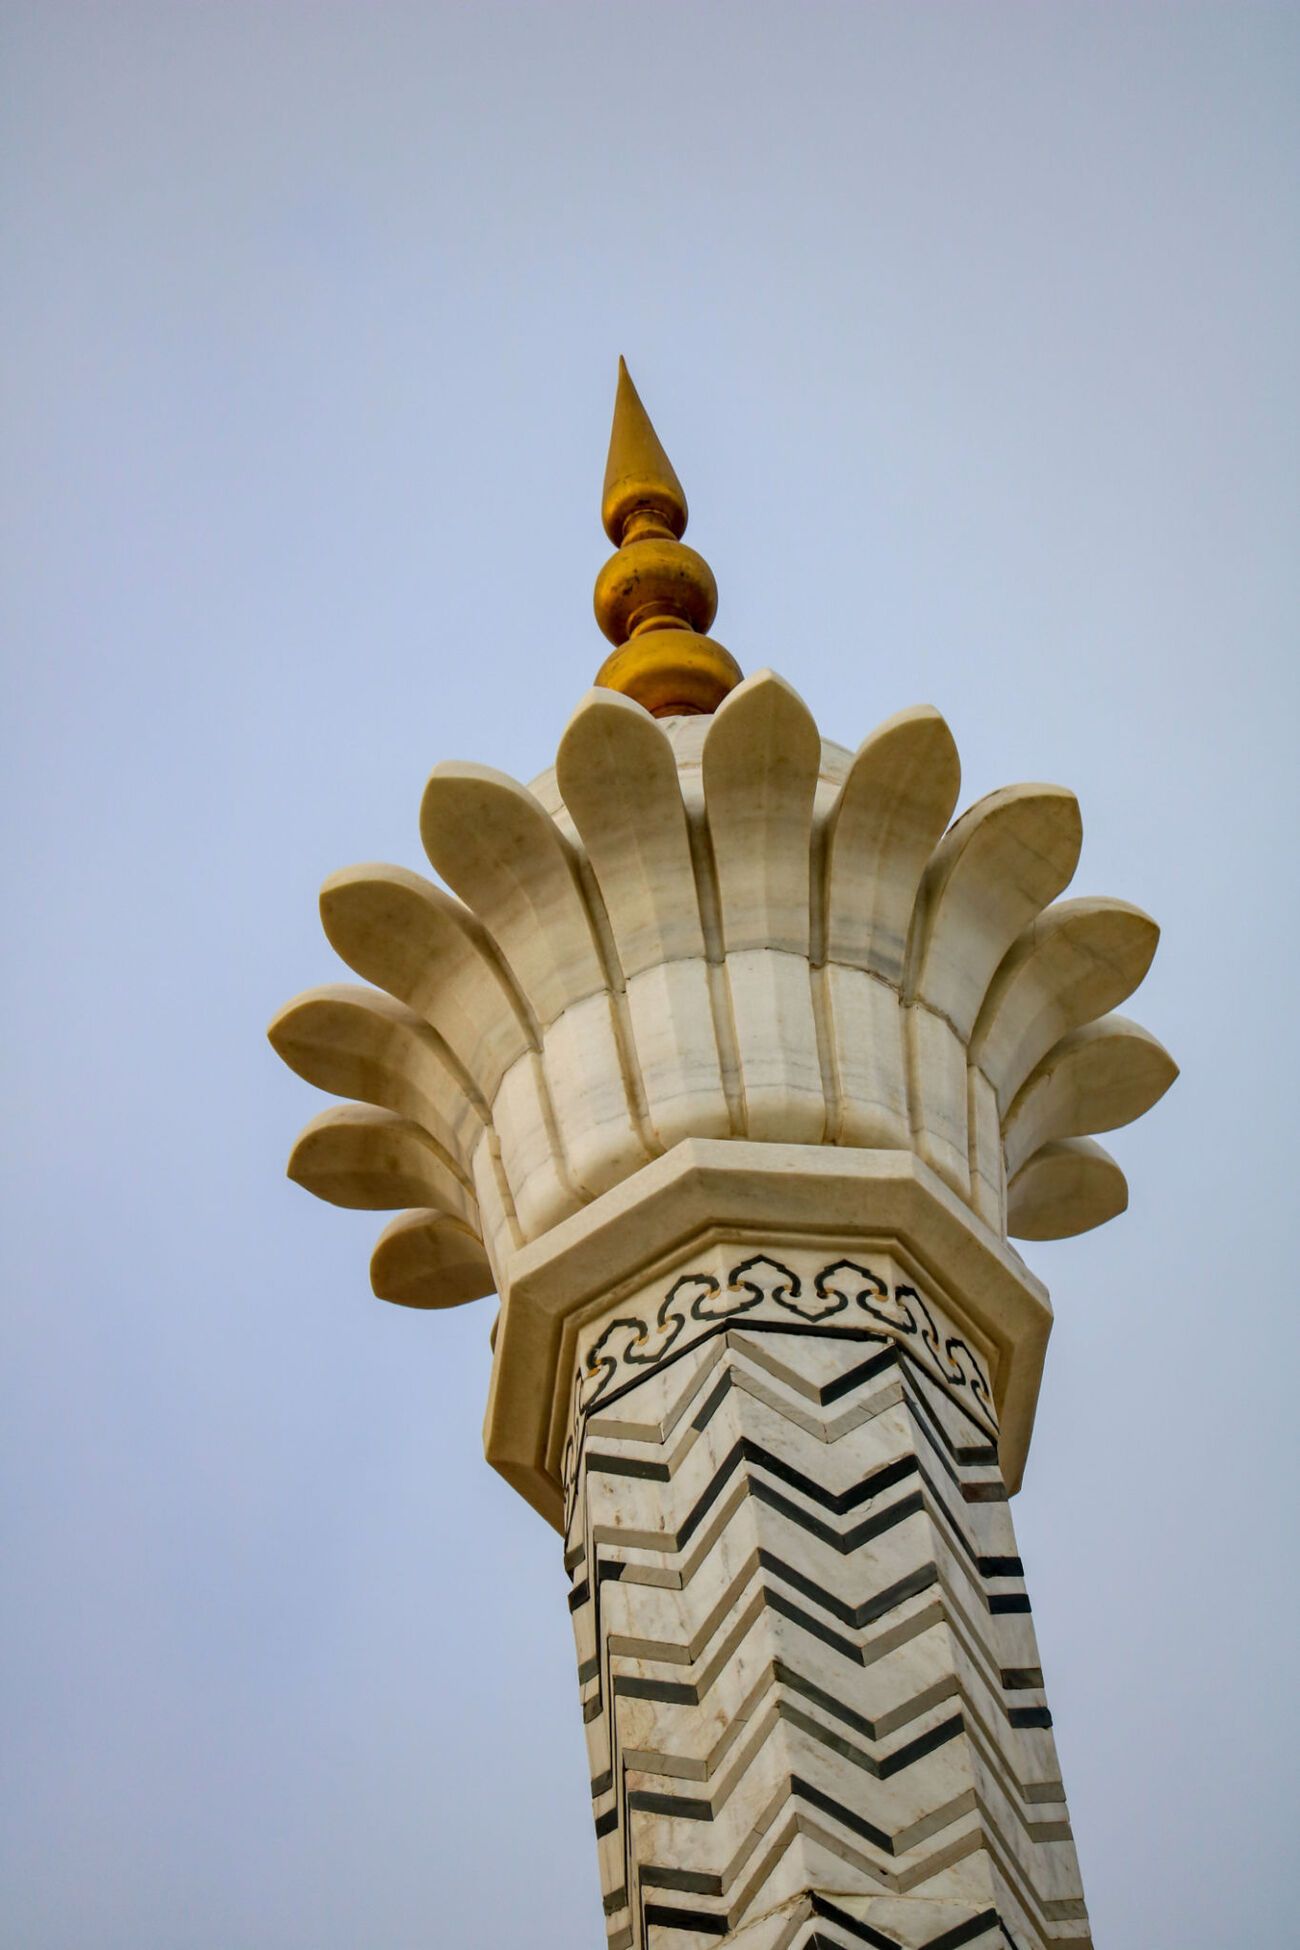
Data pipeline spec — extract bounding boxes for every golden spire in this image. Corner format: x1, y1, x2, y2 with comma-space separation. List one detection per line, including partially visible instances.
593, 359, 742, 717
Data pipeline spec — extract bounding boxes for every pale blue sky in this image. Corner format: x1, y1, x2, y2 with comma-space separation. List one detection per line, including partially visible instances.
3, 5, 1298, 1946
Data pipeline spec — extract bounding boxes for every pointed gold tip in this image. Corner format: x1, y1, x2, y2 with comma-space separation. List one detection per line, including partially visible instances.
601, 358, 688, 544
593, 361, 742, 718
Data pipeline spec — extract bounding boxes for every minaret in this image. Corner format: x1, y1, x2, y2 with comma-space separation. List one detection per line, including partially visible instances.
270, 366, 1175, 1949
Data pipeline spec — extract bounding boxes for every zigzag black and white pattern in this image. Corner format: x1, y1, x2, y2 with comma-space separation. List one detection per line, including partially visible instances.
564, 1316, 1090, 1950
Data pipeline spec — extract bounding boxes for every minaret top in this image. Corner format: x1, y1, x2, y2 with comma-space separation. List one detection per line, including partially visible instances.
593, 359, 743, 717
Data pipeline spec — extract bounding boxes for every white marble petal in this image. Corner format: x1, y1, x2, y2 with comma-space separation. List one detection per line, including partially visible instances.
907, 783, 1083, 1039
971, 895, 1159, 1116
287, 1101, 474, 1224
824, 703, 960, 983
369, 1207, 495, 1309
319, 862, 532, 1101
703, 669, 822, 956
1003, 1014, 1179, 1179
268, 983, 480, 1176
420, 760, 608, 1026
556, 687, 706, 970
1007, 1136, 1129, 1240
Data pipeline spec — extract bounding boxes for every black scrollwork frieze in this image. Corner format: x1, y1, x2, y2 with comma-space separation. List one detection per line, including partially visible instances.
894, 1282, 994, 1417
576, 1253, 993, 1419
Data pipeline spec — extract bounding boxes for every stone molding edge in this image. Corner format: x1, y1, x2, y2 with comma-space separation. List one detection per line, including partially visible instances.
483, 1140, 1052, 1529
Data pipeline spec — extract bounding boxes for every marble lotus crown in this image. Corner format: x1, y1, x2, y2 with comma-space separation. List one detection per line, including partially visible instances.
269, 671, 1176, 1313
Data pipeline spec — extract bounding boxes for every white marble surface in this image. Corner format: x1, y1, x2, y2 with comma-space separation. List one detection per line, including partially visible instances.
566, 1286, 1089, 1946
270, 672, 1175, 1301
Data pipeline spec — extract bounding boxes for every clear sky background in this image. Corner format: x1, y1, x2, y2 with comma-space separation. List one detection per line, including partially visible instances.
3, 5, 1297, 1946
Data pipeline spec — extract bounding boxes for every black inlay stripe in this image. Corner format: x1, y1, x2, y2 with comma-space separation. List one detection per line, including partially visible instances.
567, 1580, 589, 1613
626, 1788, 711, 1821
597, 1433, 921, 1558
751, 1480, 925, 1560
587, 1392, 1001, 1575
806, 1891, 902, 1947
611, 1559, 941, 1710
989, 1593, 1032, 1615
593, 1806, 618, 1837
817, 1342, 902, 1405
775, 1656, 880, 1738
702, 1438, 916, 1542
578, 1452, 1011, 1722
690, 1367, 735, 1434
639, 1866, 723, 1896
755, 1522, 929, 1627
780, 1698, 965, 1780
776, 1649, 1059, 1755
808, 1892, 904, 1945
789, 1773, 893, 1853
742, 1440, 918, 1515
1000, 1667, 1044, 1691
577, 1452, 962, 1712
804, 1937, 893, 1950
770, 1559, 942, 1647
879, 1711, 965, 1778
923, 1910, 1005, 1950
614, 1673, 697, 1704
601, 1416, 977, 1583
676, 1439, 746, 1549
583, 1453, 670, 1481
978, 1555, 1023, 1578
686, 1343, 898, 1437
954, 1441, 999, 1467
807, 1892, 1005, 1950
899, 1365, 976, 1462
643, 1902, 727, 1934
765, 1586, 867, 1664
585, 1318, 895, 1424
900, 1363, 1000, 1460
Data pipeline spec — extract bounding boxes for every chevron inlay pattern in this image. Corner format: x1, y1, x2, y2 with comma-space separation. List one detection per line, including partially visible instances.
564, 1277, 1090, 1950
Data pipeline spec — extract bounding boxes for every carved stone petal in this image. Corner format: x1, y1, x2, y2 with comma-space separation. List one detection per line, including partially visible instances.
319, 863, 531, 1102
556, 687, 705, 971
369, 1209, 495, 1309
267, 984, 479, 1180
1003, 1014, 1179, 1180
972, 896, 1160, 1116
287, 1103, 473, 1223
1007, 1137, 1129, 1240
823, 703, 960, 982
908, 783, 1083, 1039
420, 760, 608, 1027
703, 669, 821, 956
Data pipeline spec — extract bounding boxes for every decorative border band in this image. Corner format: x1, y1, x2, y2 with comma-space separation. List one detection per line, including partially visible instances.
573, 1251, 995, 1432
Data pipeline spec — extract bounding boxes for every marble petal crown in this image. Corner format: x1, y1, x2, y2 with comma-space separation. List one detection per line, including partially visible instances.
269, 369, 1175, 1325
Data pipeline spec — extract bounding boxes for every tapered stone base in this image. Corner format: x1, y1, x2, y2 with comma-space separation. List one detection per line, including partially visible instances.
560, 1240, 1088, 1948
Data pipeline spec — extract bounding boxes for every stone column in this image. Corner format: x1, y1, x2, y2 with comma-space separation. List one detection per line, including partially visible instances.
490, 1144, 1085, 1950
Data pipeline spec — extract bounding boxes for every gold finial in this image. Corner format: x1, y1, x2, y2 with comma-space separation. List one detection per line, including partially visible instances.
593, 359, 742, 717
